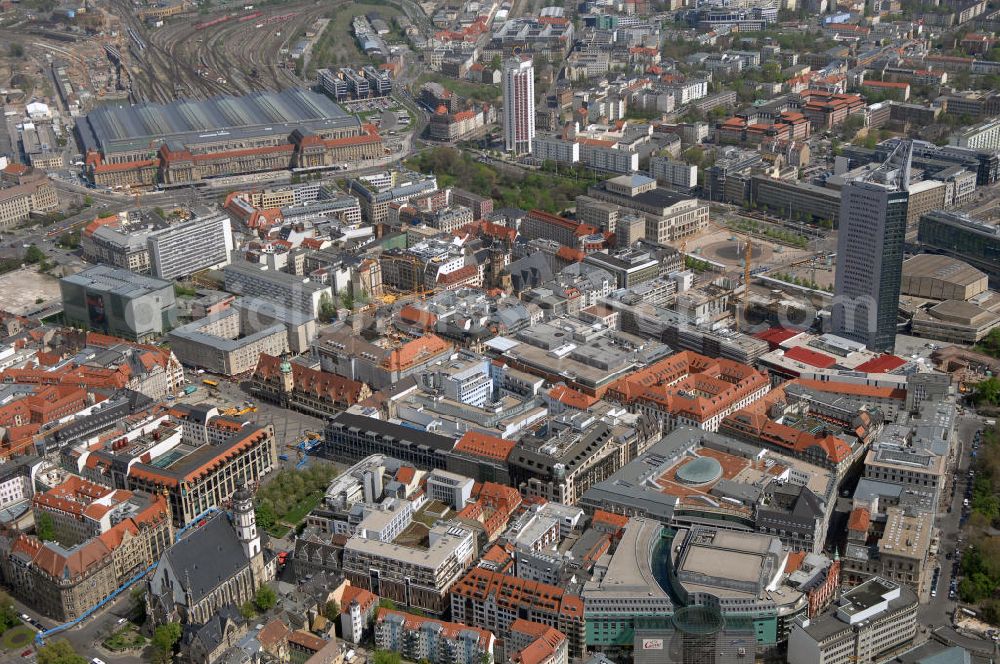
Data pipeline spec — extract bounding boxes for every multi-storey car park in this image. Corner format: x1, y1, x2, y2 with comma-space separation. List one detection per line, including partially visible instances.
76, 88, 384, 189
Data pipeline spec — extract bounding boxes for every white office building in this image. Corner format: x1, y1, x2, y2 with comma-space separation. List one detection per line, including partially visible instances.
649, 157, 698, 192
148, 214, 234, 281
425, 470, 475, 510
223, 259, 332, 318
503, 57, 535, 154
787, 577, 918, 664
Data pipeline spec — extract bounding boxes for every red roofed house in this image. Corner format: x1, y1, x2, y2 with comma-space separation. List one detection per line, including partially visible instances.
590, 509, 629, 540
32, 475, 135, 546
449, 568, 586, 659
848, 507, 871, 537
508, 619, 569, 664
799, 90, 865, 131
454, 431, 517, 462
478, 542, 515, 574
458, 482, 522, 542
607, 351, 770, 431
546, 384, 600, 412
339, 585, 379, 644
521, 210, 601, 251
250, 354, 372, 417
256, 619, 291, 661
861, 80, 911, 101
0, 491, 170, 620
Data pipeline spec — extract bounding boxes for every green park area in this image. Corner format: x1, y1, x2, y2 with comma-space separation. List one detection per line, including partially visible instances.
406, 147, 599, 213
415, 72, 500, 103
255, 465, 337, 538
0, 591, 30, 653
1, 625, 33, 652
103, 624, 146, 652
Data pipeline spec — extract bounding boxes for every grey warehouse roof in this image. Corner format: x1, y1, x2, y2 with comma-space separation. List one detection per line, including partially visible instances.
62, 265, 172, 298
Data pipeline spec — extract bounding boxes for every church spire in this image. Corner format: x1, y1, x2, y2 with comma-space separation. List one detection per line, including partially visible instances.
231, 482, 260, 560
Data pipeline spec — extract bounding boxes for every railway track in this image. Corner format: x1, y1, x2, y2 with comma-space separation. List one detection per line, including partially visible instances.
113, 0, 416, 102
135, 1, 329, 99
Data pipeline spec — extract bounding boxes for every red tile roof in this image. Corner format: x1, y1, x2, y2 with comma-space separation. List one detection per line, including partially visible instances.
854, 354, 907, 374
591, 509, 629, 532
253, 354, 369, 406
395, 466, 416, 484
376, 608, 494, 642
341, 585, 378, 613
454, 430, 516, 461
754, 326, 803, 348
548, 384, 599, 410
796, 378, 907, 401
784, 346, 837, 369
848, 507, 871, 532
288, 630, 327, 652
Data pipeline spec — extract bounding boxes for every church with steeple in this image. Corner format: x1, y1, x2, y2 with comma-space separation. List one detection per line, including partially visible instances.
147, 483, 273, 626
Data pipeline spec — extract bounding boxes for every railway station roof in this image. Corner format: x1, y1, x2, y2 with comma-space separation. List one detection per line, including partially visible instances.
78, 88, 358, 156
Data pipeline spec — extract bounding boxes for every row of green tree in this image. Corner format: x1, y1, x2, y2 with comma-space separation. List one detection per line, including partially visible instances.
683, 256, 713, 272
769, 272, 825, 292
959, 423, 1000, 623
731, 220, 808, 249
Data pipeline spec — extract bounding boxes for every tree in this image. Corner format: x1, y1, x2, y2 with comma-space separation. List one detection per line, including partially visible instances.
324, 599, 341, 621
57, 231, 80, 250
0, 591, 18, 631
372, 651, 402, 664
9, 43, 24, 59
254, 585, 277, 612
36, 511, 56, 542
975, 377, 1000, 407
318, 292, 336, 323
24, 245, 45, 265
152, 622, 182, 664
761, 61, 782, 83
977, 327, 1000, 358
378, 598, 398, 611
129, 585, 146, 623
240, 602, 256, 619
82, 195, 93, 207
682, 146, 704, 168
339, 290, 355, 311
37, 640, 86, 664
256, 500, 277, 531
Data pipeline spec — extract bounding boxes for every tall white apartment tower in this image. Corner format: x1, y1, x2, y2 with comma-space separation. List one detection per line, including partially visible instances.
832, 141, 912, 353
503, 56, 535, 155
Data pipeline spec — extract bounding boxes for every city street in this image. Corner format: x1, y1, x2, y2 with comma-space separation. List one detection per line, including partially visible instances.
4, 582, 139, 662
917, 414, 997, 656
